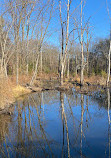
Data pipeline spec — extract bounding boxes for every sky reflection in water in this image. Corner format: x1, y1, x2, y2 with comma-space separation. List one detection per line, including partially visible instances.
0, 89, 111, 158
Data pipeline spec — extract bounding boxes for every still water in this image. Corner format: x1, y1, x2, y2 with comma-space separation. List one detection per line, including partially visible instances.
0, 88, 111, 158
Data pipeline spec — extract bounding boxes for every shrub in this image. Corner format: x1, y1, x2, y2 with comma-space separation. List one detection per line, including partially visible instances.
28, 63, 33, 73
101, 70, 107, 78
44, 66, 50, 74
92, 68, 95, 76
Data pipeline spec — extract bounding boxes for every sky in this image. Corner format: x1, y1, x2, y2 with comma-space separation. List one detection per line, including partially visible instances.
49, 0, 111, 46
0, 0, 111, 47
84, 0, 110, 38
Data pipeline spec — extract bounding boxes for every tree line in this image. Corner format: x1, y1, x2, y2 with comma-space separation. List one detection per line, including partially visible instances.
0, 0, 111, 86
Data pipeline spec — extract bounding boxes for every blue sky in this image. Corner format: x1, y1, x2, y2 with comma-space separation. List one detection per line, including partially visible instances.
49, 0, 111, 46
0, 0, 111, 46
84, 0, 110, 38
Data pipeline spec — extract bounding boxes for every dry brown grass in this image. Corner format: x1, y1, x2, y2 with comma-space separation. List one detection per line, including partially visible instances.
0, 79, 14, 109
12, 85, 31, 98
37, 72, 59, 80
71, 75, 107, 86
9, 75, 31, 85
84, 75, 107, 85
0, 75, 32, 110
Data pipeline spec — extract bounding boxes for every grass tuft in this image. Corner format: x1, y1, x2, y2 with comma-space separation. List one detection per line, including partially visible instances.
12, 85, 31, 98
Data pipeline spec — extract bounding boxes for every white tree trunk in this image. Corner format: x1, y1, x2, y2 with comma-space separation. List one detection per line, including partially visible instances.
67, 55, 69, 79
80, 0, 84, 85
59, 0, 70, 86
107, 40, 111, 86
30, 53, 39, 86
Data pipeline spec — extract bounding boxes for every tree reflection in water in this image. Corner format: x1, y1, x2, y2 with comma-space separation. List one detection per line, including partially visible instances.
0, 114, 12, 157
0, 89, 110, 157
60, 92, 70, 158
105, 88, 111, 158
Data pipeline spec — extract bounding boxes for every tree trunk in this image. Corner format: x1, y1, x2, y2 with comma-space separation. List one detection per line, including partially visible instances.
75, 54, 77, 76
16, 49, 19, 85
86, 35, 89, 75
60, 24, 64, 86
80, 0, 84, 85
59, 0, 70, 86
16, 34, 19, 85
67, 55, 69, 79
107, 21, 111, 86
26, 22, 29, 75
60, 62, 64, 86
107, 39, 111, 86
81, 42, 84, 85
40, 49, 42, 74
30, 53, 39, 86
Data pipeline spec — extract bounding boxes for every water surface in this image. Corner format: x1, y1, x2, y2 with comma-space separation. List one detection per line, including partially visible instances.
0, 88, 111, 158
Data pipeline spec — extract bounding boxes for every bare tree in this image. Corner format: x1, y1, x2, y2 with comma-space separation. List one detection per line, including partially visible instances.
106, 0, 111, 86
80, 0, 84, 85
74, 0, 91, 85
59, 0, 70, 86
0, 16, 8, 77
30, 0, 54, 86
84, 23, 92, 75
0, 15, 14, 78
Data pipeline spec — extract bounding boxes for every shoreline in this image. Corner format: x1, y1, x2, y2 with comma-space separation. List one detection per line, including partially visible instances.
0, 75, 110, 115
0, 84, 32, 115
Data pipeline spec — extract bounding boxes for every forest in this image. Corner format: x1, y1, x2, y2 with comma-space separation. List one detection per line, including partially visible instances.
0, 0, 111, 109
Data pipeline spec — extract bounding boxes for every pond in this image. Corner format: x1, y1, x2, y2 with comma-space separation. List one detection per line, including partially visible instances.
0, 88, 111, 158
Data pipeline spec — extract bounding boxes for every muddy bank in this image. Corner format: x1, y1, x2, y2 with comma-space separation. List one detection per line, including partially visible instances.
27, 75, 108, 95
30, 77, 105, 95
0, 75, 109, 115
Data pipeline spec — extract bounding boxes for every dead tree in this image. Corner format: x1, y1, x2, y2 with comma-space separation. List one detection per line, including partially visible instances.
106, 0, 111, 86
80, 0, 84, 85
59, 0, 70, 86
